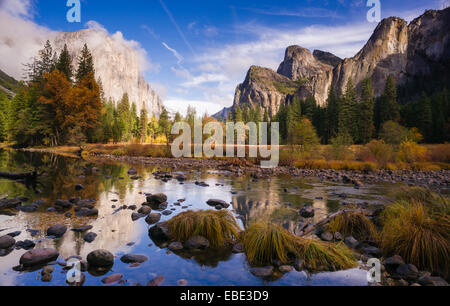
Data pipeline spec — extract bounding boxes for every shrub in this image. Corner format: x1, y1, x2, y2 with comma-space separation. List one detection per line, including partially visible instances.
363, 140, 394, 166
167, 210, 240, 248
326, 212, 378, 241
379, 121, 420, 145
241, 222, 357, 271
380, 200, 450, 278
397, 141, 428, 163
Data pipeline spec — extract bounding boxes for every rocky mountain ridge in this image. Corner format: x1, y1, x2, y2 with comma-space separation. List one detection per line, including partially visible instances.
215, 8, 450, 120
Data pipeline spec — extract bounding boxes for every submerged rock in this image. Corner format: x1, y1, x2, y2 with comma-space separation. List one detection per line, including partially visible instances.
120, 254, 148, 264
102, 273, 123, 284
15, 240, 35, 250
147, 275, 164, 286
148, 223, 171, 246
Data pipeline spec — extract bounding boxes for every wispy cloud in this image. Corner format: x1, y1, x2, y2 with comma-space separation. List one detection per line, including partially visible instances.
162, 42, 184, 64
141, 24, 160, 40
243, 6, 342, 18
159, 0, 195, 55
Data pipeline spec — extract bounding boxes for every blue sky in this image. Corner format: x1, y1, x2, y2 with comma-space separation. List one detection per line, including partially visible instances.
1, 0, 448, 115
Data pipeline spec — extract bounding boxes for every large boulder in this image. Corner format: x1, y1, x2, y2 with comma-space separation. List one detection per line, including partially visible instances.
148, 223, 171, 246
184, 236, 210, 250
146, 193, 167, 205
20, 248, 59, 267
46, 224, 68, 238
0, 235, 16, 249
87, 250, 114, 267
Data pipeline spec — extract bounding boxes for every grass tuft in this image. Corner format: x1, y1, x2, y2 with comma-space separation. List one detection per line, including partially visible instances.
167, 210, 240, 248
326, 212, 378, 241
241, 222, 357, 271
380, 200, 450, 278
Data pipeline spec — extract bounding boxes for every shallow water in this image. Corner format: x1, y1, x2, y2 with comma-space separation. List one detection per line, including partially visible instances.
0, 149, 398, 286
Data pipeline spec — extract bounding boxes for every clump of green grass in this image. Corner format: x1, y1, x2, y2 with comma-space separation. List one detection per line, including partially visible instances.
241, 222, 357, 271
326, 212, 378, 241
167, 210, 240, 248
392, 186, 449, 215
380, 200, 450, 278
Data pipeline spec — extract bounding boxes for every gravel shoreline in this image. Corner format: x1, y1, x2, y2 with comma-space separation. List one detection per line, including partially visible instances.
91, 154, 450, 189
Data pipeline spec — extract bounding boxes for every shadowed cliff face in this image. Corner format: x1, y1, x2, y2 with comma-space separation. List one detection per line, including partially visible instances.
221, 8, 450, 118
53, 29, 163, 117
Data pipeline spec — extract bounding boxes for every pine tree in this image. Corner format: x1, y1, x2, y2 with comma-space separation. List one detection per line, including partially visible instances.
159, 107, 171, 144
339, 78, 358, 141
117, 93, 131, 141
377, 75, 400, 129
234, 105, 243, 122
56, 44, 73, 83
326, 87, 339, 143
26, 40, 56, 82
302, 95, 316, 120
140, 107, 148, 143
76, 44, 95, 83
416, 92, 433, 142
358, 78, 375, 144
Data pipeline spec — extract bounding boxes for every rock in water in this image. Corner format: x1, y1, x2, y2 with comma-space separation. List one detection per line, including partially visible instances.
147, 275, 164, 286
120, 254, 148, 264
87, 250, 114, 267
20, 249, 59, 267
184, 236, 210, 250
0, 235, 15, 249
145, 213, 161, 225
300, 206, 315, 218
46, 224, 68, 237
102, 273, 123, 284
83, 232, 97, 243
250, 266, 274, 277
146, 193, 168, 205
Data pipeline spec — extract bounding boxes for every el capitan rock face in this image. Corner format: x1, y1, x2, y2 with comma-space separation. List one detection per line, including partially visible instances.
216, 8, 450, 119
53, 29, 163, 117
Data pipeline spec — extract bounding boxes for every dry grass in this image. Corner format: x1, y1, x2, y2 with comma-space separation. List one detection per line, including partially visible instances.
241, 222, 357, 271
326, 212, 378, 241
380, 199, 450, 278
167, 210, 240, 248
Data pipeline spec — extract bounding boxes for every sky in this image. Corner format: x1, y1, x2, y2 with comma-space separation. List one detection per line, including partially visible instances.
0, 0, 448, 115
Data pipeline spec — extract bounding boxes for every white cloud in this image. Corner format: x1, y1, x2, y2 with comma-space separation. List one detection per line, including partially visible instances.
177, 21, 376, 109
0, 7, 55, 79
162, 42, 184, 64
0, 0, 33, 17
164, 97, 225, 116
0, 5, 158, 79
